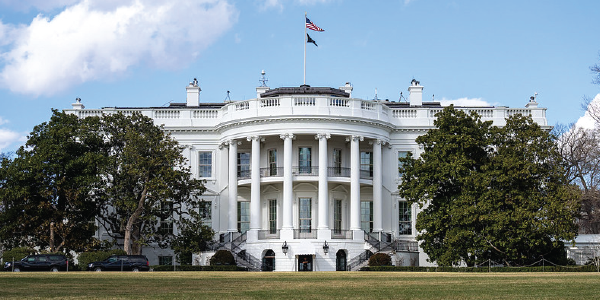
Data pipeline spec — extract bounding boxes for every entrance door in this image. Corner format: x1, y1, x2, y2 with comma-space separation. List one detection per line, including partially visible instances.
298, 255, 313, 271
262, 250, 275, 271
336, 250, 347, 271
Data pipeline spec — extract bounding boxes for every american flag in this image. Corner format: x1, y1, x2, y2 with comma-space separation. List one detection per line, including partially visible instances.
306, 17, 324, 32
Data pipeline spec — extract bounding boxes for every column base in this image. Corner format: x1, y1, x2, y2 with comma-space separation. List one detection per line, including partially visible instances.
317, 229, 332, 240
246, 229, 259, 243
352, 229, 364, 241
280, 228, 294, 241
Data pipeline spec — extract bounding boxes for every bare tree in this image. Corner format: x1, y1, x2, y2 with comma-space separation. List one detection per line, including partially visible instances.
556, 124, 600, 233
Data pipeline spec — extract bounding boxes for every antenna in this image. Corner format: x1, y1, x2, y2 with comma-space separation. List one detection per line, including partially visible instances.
225, 91, 231, 102
399, 92, 406, 102
374, 88, 379, 101
259, 70, 268, 87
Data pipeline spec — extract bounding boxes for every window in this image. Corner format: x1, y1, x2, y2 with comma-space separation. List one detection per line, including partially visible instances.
360, 201, 373, 233
198, 201, 212, 227
237, 202, 250, 233
268, 149, 277, 176
238, 152, 250, 178
398, 151, 410, 177
160, 201, 174, 235
159, 256, 173, 266
269, 199, 277, 234
399, 201, 412, 235
299, 198, 312, 233
332, 148, 342, 176
334, 199, 342, 234
298, 147, 311, 174
360, 151, 373, 178
198, 151, 212, 177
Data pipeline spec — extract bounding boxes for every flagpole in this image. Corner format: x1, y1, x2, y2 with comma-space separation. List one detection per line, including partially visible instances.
303, 12, 307, 85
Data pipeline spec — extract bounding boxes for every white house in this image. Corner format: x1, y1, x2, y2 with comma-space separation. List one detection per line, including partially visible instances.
65, 75, 547, 271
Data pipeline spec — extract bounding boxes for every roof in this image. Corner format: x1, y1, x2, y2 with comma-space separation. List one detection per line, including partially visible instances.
260, 85, 350, 98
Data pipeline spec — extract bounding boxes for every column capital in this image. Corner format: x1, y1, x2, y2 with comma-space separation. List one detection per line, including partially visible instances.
369, 138, 389, 146
346, 135, 363, 142
280, 133, 296, 140
246, 136, 265, 142
219, 139, 241, 149
315, 133, 331, 140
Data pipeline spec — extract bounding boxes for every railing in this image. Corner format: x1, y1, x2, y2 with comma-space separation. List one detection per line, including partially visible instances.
392, 109, 418, 118
393, 240, 419, 252
260, 98, 280, 107
365, 231, 394, 251
293, 229, 317, 239
258, 230, 280, 240
360, 169, 373, 180
328, 167, 350, 177
237, 170, 251, 180
235, 250, 261, 271
292, 166, 319, 176
347, 250, 373, 271
154, 110, 180, 119
331, 230, 353, 239
507, 109, 532, 117
329, 98, 349, 107
260, 167, 283, 177
361, 101, 375, 111
293, 97, 315, 106
192, 110, 219, 118
235, 101, 250, 111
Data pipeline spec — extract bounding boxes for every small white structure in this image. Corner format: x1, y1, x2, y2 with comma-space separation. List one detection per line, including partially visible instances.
66, 75, 548, 270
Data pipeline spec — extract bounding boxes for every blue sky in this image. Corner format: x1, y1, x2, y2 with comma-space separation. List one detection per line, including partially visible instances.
1, 0, 599, 152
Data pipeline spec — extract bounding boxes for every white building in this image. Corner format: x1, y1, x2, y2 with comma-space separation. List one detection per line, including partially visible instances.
66, 76, 547, 271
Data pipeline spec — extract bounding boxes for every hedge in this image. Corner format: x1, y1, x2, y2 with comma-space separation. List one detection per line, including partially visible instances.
152, 265, 247, 271
361, 265, 599, 272
2, 247, 35, 263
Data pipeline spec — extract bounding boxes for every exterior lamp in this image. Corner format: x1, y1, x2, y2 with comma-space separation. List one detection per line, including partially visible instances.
282, 241, 289, 255
323, 241, 329, 254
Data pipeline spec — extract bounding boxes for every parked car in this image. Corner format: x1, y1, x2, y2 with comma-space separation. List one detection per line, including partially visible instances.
3, 254, 68, 272
87, 255, 150, 272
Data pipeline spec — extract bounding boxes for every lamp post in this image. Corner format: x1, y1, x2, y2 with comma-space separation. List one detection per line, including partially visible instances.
282, 241, 289, 255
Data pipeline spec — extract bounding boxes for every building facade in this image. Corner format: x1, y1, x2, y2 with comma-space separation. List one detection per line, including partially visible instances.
66, 77, 547, 271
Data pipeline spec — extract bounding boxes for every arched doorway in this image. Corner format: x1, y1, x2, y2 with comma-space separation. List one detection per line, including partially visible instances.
336, 250, 347, 271
262, 250, 275, 271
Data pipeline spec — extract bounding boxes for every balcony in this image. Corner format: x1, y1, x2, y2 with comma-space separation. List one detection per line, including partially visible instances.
258, 230, 281, 240
293, 229, 317, 239
331, 230, 353, 239
244, 166, 372, 180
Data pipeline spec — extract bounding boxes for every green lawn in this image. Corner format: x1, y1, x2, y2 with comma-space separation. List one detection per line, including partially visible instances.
0, 271, 599, 299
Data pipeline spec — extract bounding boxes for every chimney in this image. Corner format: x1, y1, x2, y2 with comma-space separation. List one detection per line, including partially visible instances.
339, 82, 353, 97
186, 78, 200, 106
408, 79, 423, 106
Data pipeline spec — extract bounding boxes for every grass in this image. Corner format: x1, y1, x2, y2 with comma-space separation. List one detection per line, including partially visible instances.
0, 271, 599, 299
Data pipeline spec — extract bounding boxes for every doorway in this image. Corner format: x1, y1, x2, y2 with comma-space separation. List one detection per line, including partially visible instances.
336, 250, 347, 271
262, 250, 275, 271
298, 255, 313, 271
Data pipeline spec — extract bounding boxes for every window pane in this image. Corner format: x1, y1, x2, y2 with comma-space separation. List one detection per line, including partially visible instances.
198, 152, 212, 177
360, 151, 373, 177
299, 147, 311, 174
360, 201, 373, 232
398, 151, 410, 177
334, 199, 342, 234
399, 201, 412, 235
299, 198, 311, 233
238, 152, 250, 178
238, 202, 250, 233
268, 149, 277, 176
333, 149, 342, 175
199, 201, 212, 227
269, 199, 277, 234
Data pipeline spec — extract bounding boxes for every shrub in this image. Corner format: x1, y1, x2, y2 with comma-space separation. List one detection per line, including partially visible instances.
78, 249, 127, 270
152, 265, 247, 271
209, 250, 236, 266
2, 247, 35, 263
368, 253, 392, 266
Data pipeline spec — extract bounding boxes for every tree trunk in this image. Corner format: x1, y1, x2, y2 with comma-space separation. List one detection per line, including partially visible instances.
124, 185, 148, 255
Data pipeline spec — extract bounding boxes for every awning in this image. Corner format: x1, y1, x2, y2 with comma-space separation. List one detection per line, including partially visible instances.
293, 242, 316, 255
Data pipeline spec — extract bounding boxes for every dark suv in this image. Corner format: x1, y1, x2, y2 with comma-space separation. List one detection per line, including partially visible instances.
87, 255, 150, 272
3, 254, 68, 272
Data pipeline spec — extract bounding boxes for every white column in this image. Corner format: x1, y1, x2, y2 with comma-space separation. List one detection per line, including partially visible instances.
281, 134, 295, 230
316, 133, 330, 230
372, 139, 383, 233
349, 135, 362, 231
249, 136, 261, 231
227, 139, 238, 232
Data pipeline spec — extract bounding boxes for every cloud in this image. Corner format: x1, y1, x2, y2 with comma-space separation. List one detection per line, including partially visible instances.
0, 0, 81, 12
575, 93, 600, 129
0, 117, 8, 125
257, 0, 332, 11
0, 128, 25, 152
438, 97, 492, 107
0, 0, 238, 97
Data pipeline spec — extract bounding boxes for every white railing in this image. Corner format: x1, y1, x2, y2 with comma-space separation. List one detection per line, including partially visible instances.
329, 98, 349, 107
361, 101, 375, 111
235, 101, 250, 111
154, 110, 180, 119
507, 109, 532, 117
392, 109, 417, 119
193, 110, 219, 118
261, 98, 280, 107
294, 97, 315, 106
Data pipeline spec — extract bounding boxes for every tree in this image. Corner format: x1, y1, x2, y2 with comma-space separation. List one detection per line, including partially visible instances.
96, 112, 205, 255
0, 110, 107, 252
555, 124, 600, 233
171, 207, 215, 265
399, 106, 580, 266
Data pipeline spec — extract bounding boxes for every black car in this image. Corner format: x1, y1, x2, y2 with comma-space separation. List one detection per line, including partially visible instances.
3, 254, 68, 272
87, 255, 150, 272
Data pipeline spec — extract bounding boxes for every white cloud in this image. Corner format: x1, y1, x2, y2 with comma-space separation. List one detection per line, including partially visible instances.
0, 0, 238, 97
257, 0, 332, 11
575, 94, 600, 129
0, 0, 81, 12
438, 97, 492, 107
0, 128, 25, 152
0, 117, 8, 125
